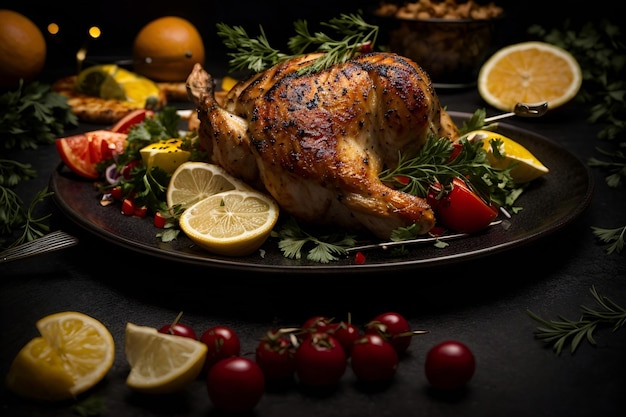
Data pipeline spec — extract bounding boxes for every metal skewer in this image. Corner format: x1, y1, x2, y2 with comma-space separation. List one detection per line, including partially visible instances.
484, 102, 548, 123
345, 221, 503, 253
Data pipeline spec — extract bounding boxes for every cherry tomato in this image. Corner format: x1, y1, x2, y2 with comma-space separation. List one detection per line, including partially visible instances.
207, 357, 265, 413
350, 333, 399, 382
200, 325, 241, 370
255, 329, 298, 381
328, 320, 361, 356
427, 178, 498, 234
295, 332, 346, 386
300, 315, 333, 339
365, 311, 414, 354
424, 340, 476, 390
158, 323, 198, 340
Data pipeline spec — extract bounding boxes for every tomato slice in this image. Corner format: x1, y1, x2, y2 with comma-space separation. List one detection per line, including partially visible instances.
56, 130, 127, 179
110, 109, 154, 133
428, 178, 498, 234
56, 134, 98, 179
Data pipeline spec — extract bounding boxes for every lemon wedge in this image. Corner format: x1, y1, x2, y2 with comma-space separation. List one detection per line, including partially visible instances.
179, 189, 280, 256
125, 323, 207, 394
166, 161, 251, 211
469, 130, 549, 183
5, 311, 115, 401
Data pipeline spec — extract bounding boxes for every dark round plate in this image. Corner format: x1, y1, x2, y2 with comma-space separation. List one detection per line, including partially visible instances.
49, 112, 593, 274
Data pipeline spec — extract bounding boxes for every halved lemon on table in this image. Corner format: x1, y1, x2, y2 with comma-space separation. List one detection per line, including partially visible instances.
468, 129, 549, 183
179, 189, 280, 257
125, 322, 207, 394
478, 41, 582, 112
5, 311, 115, 401
166, 161, 251, 211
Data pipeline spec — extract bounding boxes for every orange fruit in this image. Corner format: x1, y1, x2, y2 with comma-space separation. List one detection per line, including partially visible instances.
477, 41, 582, 112
132, 16, 205, 82
0, 9, 46, 88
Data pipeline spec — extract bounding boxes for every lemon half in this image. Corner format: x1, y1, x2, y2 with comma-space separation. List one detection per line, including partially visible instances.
6, 311, 115, 401
478, 41, 582, 112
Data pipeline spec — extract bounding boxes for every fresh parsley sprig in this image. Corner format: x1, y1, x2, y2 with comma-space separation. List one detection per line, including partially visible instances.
217, 12, 378, 75
527, 286, 626, 355
0, 80, 78, 150
271, 216, 357, 263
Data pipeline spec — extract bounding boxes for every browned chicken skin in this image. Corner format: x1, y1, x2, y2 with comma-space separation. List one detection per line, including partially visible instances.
187, 52, 459, 239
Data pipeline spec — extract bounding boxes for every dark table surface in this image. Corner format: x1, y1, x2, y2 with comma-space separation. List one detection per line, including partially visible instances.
2, 58, 626, 417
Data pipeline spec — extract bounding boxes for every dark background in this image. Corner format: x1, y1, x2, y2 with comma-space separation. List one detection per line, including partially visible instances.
2, 0, 619, 78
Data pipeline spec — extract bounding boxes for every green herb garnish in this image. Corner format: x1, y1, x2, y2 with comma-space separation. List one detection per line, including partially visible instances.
379, 132, 521, 210
529, 20, 626, 254
217, 11, 379, 75
0, 80, 78, 151
271, 217, 357, 263
527, 286, 626, 355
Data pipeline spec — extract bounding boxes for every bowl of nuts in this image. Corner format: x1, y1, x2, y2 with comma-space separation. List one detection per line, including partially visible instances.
371, 0, 505, 88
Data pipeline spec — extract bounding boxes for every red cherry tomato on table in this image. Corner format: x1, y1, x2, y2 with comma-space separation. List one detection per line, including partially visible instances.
207, 357, 265, 413
200, 325, 241, 370
424, 340, 476, 390
158, 323, 198, 340
328, 320, 361, 356
427, 177, 498, 234
300, 315, 334, 339
295, 332, 347, 386
365, 311, 414, 354
255, 329, 298, 382
350, 333, 399, 382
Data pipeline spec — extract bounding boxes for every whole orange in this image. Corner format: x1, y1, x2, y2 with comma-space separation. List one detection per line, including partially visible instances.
0, 9, 46, 89
133, 16, 205, 82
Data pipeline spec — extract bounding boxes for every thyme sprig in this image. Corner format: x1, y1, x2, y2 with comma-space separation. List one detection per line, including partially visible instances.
527, 286, 626, 355
217, 12, 379, 75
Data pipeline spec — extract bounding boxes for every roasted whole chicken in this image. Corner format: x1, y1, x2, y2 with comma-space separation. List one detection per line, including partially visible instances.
187, 52, 459, 239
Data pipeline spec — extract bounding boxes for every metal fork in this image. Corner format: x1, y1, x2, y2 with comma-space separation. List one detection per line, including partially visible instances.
0, 230, 79, 264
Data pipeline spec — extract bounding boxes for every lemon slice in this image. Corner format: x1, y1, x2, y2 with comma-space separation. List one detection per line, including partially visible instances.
166, 161, 251, 211
125, 322, 207, 394
478, 41, 582, 112
5, 311, 115, 401
469, 129, 549, 183
179, 189, 280, 256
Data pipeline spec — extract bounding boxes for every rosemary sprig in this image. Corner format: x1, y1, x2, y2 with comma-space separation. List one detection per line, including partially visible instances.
527, 285, 626, 355
217, 12, 378, 75
378, 132, 520, 210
